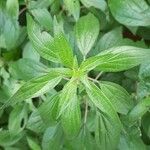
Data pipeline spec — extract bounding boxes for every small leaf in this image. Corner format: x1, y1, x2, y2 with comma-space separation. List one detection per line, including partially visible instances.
75, 13, 100, 56
99, 81, 133, 114
61, 94, 81, 138
108, 0, 150, 26
64, 0, 80, 21
128, 97, 150, 124
81, 46, 150, 72
27, 136, 41, 150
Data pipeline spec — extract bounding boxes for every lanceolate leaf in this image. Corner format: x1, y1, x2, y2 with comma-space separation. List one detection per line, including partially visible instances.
61, 94, 81, 138
27, 14, 58, 62
108, 0, 150, 26
99, 81, 133, 114
1, 72, 62, 108
75, 13, 100, 57
82, 76, 122, 149
80, 46, 150, 72
128, 97, 150, 124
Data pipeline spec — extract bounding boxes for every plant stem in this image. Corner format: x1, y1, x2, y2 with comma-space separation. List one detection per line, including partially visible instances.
95, 71, 103, 80
84, 100, 88, 124
88, 77, 99, 84
19, 7, 27, 16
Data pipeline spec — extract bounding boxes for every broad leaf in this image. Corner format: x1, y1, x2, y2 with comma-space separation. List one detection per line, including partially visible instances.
108, 0, 150, 26
1, 72, 62, 108
75, 13, 100, 57
99, 81, 133, 114
27, 136, 41, 150
82, 76, 122, 149
80, 46, 150, 72
64, 0, 80, 21
61, 94, 81, 138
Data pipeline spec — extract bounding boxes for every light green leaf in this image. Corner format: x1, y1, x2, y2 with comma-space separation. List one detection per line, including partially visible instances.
80, 46, 150, 72
58, 77, 78, 116
38, 94, 59, 126
61, 94, 81, 138
99, 81, 133, 114
8, 104, 28, 133
128, 97, 150, 124
6, 0, 19, 19
42, 125, 63, 150
81, 0, 107, 12
64, 0, 80, 21
75, 13, 100, 56
27, 14, 58, 63
10, 58, 49, 80
31, 8, 53, 31
108, 0, 150, 26
0, 130, 23, 146
82, 76, 122, 149
53, 32, 74, 68
27, 136, 41, 150
1, 72, 62, 108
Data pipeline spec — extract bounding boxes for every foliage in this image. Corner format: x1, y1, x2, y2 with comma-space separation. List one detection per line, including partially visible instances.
0, 0, 150, 149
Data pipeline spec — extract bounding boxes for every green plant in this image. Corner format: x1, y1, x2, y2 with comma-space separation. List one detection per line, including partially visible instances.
0, 0, 150, 149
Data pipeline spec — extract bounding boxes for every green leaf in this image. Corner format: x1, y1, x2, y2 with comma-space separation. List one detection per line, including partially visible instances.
8, 104, 28, 133
38, 94, 59, 126
61, 94, 81, 138
108, 0, 150, 26
74, 13, 100, 57
10, 58, 49, 80
0, 130, 23, 146
6, 0, 19, 20
1, 72, 62, 108
42, 125, 63, 150
128, 97, 150, 124
27, 14, 58, 63
31, 8, 53, 31
27, 136, 41, 150
58, 77, 78, 116
53, 32, 74, 68
64, 0, 80, 21
81, 0, 107, 12
99, 81, 133, 114
80, 46, 150, 72
82, 76, 122, 149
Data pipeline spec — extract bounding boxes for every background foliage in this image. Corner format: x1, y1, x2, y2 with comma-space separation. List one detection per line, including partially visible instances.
0, 0, 150, 149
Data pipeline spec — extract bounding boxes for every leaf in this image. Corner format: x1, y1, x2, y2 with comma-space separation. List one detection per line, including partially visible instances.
8, 104, 28, 133
0, 130, 23, 146
74, 13, 100, 56
80, 46, 150, 72
108, 0, 150, 26
31, 8, 53, 31
1, 72, 62, 108
58, 77, 78, 116
64, 0, 80, 21
53, 32, 74, 68
99, 81, 133, 114
27, 14, 58, 63
82, 76, 122, 149
42, 125, 63, 150
6, 0, 19, 20
10, 58, 49, 80
61, 94, 81, 138
38, 94, 59, 126
81, 0, 107, 12
128, 97, 150, 124
27, 136, 41, 150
